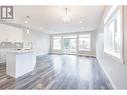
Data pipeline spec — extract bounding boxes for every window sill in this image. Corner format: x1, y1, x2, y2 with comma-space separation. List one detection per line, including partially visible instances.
104, 51, 123, 64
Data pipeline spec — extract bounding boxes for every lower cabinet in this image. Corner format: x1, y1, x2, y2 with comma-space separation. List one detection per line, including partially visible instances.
0, 51, 6, 64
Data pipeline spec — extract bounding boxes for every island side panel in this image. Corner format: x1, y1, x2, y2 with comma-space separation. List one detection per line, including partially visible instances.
6, 53, 16, 77
15, 52, 36, 78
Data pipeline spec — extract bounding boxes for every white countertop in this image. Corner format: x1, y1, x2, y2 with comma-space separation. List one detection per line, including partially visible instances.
7, 50, 33, 54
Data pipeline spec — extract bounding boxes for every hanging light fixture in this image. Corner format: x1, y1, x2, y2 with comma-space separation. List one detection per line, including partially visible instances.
63, 8, 70, 24
24, 16, 30, 34
26, 28, 30, 34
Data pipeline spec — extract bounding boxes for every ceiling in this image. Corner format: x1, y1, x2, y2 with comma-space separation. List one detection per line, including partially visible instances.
8, 6, 105, 34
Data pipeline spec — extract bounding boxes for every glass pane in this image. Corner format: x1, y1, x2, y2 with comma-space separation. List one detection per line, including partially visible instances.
104, 9, 121, 58
63, 38, 70, 49
79, 34, 91, 51
70, 39, 76, 52
63, 38, 77, 53
114, 12, 121, 56
53, 36, 61, 50
109, 20, 115, 52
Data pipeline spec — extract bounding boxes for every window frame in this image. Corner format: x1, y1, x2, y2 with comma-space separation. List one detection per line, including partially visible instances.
78, 34, 91, 51
104, 6, 124, 63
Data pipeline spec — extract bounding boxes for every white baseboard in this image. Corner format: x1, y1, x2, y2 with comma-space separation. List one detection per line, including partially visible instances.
50, 52, 96, 57
96, 57, 117, 89
77, 54, 96, 57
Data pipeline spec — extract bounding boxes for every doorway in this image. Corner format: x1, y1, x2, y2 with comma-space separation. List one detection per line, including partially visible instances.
63, 35, 77, 54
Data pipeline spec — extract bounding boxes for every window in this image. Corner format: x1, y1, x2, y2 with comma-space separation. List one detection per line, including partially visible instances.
79, 34, 91, 51
104, 6, 123, 59
52, 36, 61, 50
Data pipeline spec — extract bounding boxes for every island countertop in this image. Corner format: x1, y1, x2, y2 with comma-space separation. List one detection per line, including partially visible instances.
7, 50, 33, 54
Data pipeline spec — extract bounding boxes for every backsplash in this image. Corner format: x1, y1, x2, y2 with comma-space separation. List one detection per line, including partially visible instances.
0, 42, 32, 50
0, 42, 33, 64
0, 42, 13, 48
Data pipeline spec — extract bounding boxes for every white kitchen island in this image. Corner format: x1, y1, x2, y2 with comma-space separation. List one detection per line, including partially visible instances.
6, 50, 36, 78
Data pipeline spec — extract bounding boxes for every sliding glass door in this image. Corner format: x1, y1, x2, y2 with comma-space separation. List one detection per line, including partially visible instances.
63, 35, 77, 54
51, 34, 91, 55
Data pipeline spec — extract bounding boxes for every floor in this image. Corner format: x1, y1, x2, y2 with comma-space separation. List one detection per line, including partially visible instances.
0, 54, 112, 89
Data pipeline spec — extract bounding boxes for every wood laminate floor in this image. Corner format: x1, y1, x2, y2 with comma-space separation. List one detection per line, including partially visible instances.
0, 54, 112, 89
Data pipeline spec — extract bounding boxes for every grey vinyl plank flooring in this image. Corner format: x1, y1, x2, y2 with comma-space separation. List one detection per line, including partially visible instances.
0, 54, 112, 89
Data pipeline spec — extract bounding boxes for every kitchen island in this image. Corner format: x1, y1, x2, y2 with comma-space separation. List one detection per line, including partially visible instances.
6, 50, 36, 78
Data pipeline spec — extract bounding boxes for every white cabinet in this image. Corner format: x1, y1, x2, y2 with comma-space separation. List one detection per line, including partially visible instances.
0, 50, 6, 64
0, 24, 23, 64
0, 24, 23, 42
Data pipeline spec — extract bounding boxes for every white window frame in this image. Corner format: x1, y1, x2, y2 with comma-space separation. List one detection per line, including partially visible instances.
104, 6, 124, 63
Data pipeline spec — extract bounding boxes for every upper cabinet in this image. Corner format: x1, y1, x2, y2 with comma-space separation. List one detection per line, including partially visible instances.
0, 24, 23, 42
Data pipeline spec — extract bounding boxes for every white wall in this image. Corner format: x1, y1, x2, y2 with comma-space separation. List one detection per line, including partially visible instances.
96, 6, 127, 89
23, 29, 50, 56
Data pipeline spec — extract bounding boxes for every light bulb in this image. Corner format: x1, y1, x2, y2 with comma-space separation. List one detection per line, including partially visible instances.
26, 29, 30, 34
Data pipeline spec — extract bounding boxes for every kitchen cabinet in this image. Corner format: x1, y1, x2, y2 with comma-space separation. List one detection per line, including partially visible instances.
0, 50, 6, 64
0, 24, 23, 42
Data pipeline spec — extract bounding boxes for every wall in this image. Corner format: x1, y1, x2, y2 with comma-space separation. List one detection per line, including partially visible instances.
50, 31, 96, 56
96, 6, 127, 89
23, 29, 50, 56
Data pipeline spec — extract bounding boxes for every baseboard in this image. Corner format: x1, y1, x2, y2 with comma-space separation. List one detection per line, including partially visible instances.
96, 57, 117, 89
77, 54, 96, 57
36, 53, 49, 57
50, 52, 96, 57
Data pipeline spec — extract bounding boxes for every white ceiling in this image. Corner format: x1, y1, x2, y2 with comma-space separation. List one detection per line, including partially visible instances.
12, 6, 105, 34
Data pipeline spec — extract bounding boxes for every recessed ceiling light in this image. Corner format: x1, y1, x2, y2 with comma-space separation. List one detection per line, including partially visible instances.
80, 21, 83, 24
24, 21, 28, 23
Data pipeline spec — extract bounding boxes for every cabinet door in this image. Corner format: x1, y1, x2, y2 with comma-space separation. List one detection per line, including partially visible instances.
0, 24, 8, 42
0, 50, 6, 63
0, 24, 23, 42
7, 26, 23, 42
